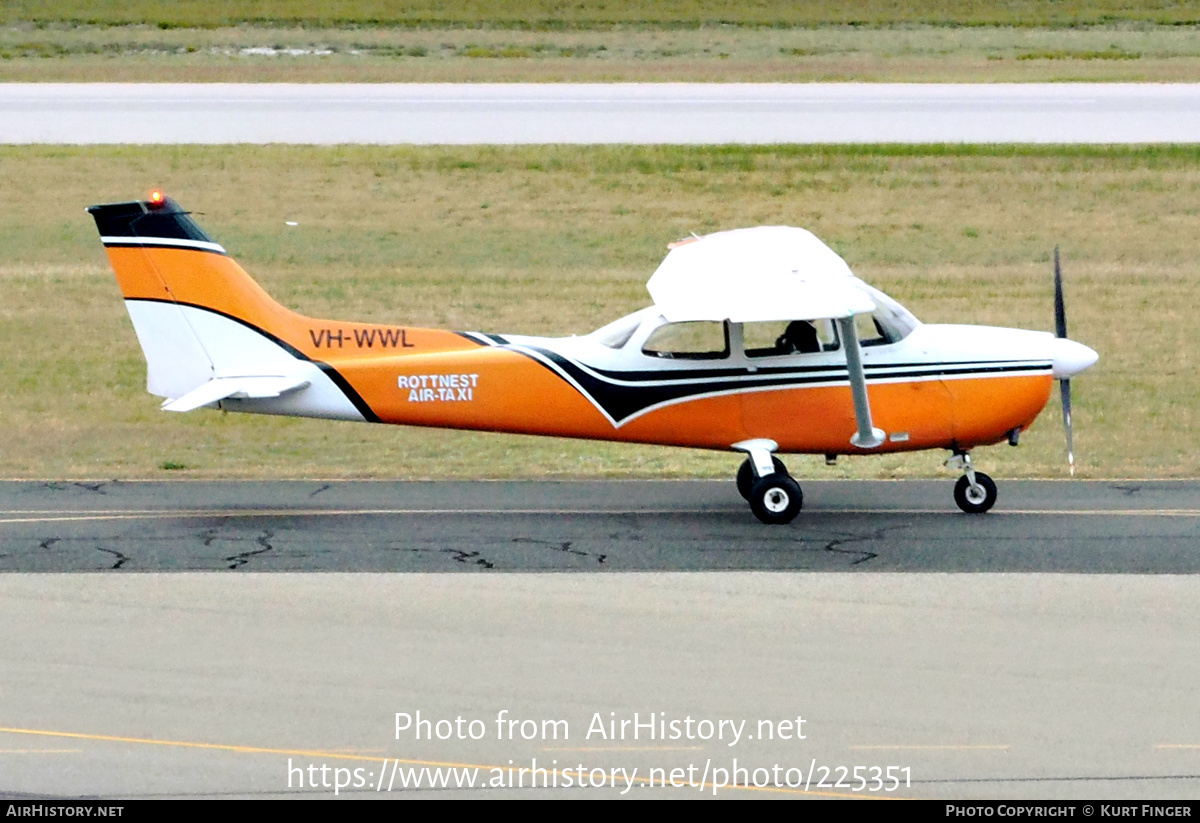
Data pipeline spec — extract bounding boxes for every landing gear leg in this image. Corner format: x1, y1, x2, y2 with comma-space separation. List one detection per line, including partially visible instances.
946, 451, 997, 514
733, 439, 803, 525
736, 455, 786, 500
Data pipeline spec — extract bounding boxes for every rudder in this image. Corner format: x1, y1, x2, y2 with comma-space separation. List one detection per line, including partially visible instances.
87, 194, 364, 420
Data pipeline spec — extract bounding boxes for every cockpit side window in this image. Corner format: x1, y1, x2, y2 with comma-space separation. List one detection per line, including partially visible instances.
642, 320, 729, 360
743, 319, 838, 358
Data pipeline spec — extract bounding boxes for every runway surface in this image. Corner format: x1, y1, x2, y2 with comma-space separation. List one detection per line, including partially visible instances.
4, 572, 1200, 799
1, 479, 1197, 573
4, 483, 1199, 798
4, 83, 1200, 144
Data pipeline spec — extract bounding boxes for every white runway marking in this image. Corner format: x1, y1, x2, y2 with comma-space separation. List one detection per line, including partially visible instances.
2, 507, 1197, 523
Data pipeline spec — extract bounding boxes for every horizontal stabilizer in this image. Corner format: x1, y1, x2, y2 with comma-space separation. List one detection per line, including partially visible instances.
162, 375, 311, 413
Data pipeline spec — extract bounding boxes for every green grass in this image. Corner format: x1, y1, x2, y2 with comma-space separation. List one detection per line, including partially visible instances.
5, 2, 1200, 84
1, 144, 1197, 480
6, 1, 1200, 28
5, 22, 1200, 82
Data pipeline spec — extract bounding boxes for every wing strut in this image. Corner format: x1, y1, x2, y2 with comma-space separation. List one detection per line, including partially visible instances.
836, 316, 886, 449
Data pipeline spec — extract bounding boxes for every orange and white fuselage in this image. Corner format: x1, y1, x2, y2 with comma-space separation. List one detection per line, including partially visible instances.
89, 197, 1097, 469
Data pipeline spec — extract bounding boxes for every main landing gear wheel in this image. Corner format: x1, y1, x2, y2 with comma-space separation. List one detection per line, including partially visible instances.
736, 456, 787, 500
749, 474, 803, 525
954, 472, 997, 514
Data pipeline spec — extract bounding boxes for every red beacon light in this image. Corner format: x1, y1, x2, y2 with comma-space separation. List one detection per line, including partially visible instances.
147, 190, 166, 209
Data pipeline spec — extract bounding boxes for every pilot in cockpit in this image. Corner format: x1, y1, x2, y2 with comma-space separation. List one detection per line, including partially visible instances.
775, 320, 821, 355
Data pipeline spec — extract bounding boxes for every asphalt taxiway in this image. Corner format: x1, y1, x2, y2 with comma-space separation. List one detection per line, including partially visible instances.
4, 571, 1200, 799
3, 480, 1200, 799
1, 479, 1197, 573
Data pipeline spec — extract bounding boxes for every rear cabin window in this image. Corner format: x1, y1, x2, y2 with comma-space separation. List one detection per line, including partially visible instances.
743, 319, 838, 358
641, 321, 729, 360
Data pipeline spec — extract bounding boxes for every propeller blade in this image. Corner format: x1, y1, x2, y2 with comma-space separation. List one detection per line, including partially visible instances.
1061, 377, 1074, 476
1053, 245, 1067, 339
1055, 247, 1075, 475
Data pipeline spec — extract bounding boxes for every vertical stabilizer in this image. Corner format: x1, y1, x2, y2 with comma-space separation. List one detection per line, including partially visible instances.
87, 195, 365, 421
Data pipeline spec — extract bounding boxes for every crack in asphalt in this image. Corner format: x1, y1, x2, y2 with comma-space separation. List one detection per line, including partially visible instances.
38, 538, 60, 551
73, 481, 108, 494
1112, 483, 1142, 496
441, 548, 495, 569
224, 530, 275, 570
39, 481, 108, 495
309, 483, 331, 498
95, 547, 129, 570
512, 537, 607, 564
820, 526, 907, 565
398, 547, 497, 569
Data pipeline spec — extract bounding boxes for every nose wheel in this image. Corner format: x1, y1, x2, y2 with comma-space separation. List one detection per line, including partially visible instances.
946, 452, 997, 514
953, 473, 997, 513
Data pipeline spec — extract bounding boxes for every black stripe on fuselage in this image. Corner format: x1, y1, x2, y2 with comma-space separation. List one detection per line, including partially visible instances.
506, 343, 1051, 425
454, 331, 510, 347
454, 332, 490, 346
124, 297, 381, 424
584, 359, 1049, 383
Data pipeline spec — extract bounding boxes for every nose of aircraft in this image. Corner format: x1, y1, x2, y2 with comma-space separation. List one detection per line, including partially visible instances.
1050, 337, 1099, 379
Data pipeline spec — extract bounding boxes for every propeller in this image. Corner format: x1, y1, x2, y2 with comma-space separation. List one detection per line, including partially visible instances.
1053, 246, 1075, 476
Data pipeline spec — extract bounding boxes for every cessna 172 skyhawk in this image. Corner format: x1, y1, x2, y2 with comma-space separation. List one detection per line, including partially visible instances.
88, 193, 1097, 524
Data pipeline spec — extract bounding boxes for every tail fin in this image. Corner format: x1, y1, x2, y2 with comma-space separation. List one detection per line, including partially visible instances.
87, 195, 363, 420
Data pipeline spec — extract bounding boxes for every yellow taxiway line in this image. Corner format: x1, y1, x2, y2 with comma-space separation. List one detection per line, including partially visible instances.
0, 726, 882, 799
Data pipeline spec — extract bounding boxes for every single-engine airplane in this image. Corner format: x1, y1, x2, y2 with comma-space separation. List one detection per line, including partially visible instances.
88, 193, 1097, 524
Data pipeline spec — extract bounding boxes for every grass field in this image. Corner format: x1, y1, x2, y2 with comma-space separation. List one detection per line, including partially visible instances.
4, 2, 1200, 82
6, 1, 1200, 28
1, 144, 1196, 480
5, 23, 1200, 82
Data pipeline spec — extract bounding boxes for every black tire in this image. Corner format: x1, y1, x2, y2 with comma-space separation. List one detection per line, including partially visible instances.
749, 474, 803, 525
736, 456, 788, 500
954, 472, 997, 514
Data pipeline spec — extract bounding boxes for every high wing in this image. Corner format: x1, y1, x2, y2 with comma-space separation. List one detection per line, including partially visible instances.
646, 226, 877, 323
647, 226, 884, 447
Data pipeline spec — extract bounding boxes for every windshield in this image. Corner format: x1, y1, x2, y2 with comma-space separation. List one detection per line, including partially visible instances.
591, 310, 647, 349
861, 285, 920, 340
